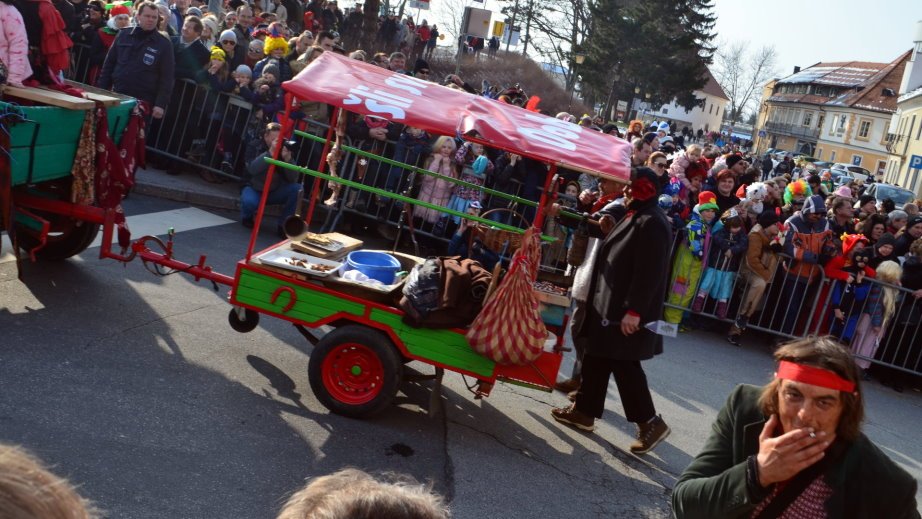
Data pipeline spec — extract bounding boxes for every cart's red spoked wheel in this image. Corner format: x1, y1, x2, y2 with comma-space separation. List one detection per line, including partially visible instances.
320, 342, 385, 405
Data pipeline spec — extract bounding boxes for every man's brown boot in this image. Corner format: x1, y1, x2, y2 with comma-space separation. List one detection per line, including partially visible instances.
630, 415, 670, 454
554, 376, 581, 393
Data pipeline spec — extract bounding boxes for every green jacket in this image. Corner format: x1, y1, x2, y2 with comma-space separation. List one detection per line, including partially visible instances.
672, 384, 919, 519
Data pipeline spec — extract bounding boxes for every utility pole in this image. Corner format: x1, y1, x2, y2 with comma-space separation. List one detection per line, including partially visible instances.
504, 0, 519, 53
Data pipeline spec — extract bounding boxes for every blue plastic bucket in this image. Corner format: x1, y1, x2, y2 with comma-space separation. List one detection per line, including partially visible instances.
345, 251, 401, 285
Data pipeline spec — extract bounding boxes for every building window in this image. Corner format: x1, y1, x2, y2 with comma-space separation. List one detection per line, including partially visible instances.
662, 108, 669, 114
829, 113, 837, 135
836, 115, 847, 136
716, 106, 720, 117
880, 122, 890, 145
851, 155, 862, 166
802, 111, 813, 127
709, 104, 713, 114
816, 148, 823, 159
917, 118, 922, 140
857, 119, 872, 140
830, 151, 836, 161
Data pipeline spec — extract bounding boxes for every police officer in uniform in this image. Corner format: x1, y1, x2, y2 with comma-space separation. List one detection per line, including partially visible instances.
98, 1, 175, 119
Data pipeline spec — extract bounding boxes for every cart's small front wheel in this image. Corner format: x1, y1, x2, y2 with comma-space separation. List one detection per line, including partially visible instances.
308, 326, 402, 418
228, 307, 260, 333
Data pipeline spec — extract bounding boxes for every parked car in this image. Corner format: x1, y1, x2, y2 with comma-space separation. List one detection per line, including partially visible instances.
863, 183, 916, 210
830, 163, 871, 183
834, 174, 856, 187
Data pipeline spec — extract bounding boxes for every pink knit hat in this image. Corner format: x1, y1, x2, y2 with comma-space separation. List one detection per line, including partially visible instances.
833, 185, 853, 199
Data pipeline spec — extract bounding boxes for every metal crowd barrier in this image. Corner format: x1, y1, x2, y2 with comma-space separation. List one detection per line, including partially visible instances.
662, 228, 922, 375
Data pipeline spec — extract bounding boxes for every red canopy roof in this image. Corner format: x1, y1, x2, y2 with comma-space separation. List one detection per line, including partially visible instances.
282, 52, 632, 183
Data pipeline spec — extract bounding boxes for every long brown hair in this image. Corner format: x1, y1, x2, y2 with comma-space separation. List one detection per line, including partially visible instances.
759, 336, 864, 442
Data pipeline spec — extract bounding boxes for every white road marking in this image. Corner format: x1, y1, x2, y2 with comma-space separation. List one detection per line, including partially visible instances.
1, 207, 234, 264
0, 234, 13, 264
87, 207, 234, 248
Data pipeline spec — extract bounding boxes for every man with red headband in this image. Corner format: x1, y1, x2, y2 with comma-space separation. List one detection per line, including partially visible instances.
673, 337, 918, 518
551, 166, 672, 455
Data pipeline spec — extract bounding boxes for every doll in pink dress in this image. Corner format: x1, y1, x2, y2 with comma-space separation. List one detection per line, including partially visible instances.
0, 0, 32, 86
416, 135, 457, 226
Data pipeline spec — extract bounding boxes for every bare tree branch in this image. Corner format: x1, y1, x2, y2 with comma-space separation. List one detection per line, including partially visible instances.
713, 39, 778, 124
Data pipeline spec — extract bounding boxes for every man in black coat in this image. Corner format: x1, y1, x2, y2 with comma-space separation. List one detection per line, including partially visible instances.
171, 16, 209, 82
97, 1, 174, 119
551, 167, 672, 455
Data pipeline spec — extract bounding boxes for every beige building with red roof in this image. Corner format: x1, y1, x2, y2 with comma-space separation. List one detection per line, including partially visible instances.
644, 68, 729, 133
756, 54, 909, 176
885, 21, 922, 197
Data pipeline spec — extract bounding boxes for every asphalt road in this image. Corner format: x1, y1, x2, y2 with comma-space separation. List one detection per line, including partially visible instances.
2, 195, 920, 518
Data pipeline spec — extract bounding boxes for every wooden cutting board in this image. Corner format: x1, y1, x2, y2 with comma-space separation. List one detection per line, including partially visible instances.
289, 232, 363, 260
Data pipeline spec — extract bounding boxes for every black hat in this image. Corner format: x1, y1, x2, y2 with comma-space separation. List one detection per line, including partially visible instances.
907, 215, 922, 229
757, 208, 779, 228
725, 155, 743, 169
859, 194, 876, 207
875, 232, 896, 249
414, 58, 430, 73
642, 132, 658, 145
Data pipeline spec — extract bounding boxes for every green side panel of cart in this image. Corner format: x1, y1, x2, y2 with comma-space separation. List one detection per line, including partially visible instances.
5, 98, 136, 187
369, 309, 495, 378
234, 269, 366, 321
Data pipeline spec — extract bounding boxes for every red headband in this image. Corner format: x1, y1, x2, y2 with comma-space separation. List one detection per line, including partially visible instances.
776, 360, 855, 393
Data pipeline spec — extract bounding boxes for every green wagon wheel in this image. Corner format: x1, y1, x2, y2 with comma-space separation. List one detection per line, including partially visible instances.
308, 326, 402, 418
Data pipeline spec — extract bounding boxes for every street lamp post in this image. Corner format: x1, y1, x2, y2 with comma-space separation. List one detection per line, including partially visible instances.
567, 52, 586, 111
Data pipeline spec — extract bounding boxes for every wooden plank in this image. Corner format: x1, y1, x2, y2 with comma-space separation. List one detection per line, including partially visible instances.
78, 91, 121, 107
1, 85, 95, 110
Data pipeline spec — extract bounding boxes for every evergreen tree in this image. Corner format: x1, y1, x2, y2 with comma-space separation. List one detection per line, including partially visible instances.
582, 0, 715, 119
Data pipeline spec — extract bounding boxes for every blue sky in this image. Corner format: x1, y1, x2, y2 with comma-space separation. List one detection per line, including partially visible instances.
427, 0, 919, 79
711, 0, 919, 79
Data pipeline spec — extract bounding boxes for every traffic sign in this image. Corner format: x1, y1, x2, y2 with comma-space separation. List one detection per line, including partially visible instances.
910, 154, 922, 169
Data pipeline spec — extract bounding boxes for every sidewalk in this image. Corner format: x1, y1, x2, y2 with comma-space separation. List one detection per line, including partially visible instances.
133, 165, 242, 212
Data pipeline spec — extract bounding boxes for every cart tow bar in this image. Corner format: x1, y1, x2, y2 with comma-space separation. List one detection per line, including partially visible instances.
118, 227, 234, 290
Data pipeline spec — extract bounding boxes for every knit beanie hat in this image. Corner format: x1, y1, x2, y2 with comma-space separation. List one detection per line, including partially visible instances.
109, 4, 130, 17
802, 195, 826, 216
907, 215, 922, 229
757, 209, 780, 228
875, 232, 896, 249
658, 121, 670, 134
201, 16, 219, 37
235, 64, 252, 76
210, 47, 226, 62
219, 29, 237, 44
263, 62, 280, 79
414, 58, 430, 73
696, 191, 719, 213
186, 6, 202, 18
